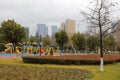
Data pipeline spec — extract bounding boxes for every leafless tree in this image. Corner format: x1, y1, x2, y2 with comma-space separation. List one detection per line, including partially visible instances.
81, 0, 120, 71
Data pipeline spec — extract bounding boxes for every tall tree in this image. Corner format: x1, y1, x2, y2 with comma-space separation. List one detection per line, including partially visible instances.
55, 30, 68, 49
81, 0, 120, 71
0, 19, 26, 52
42, 35, 51, 47
103, 35, 116, 51
86, 36, 99, 51
30, 35, 40, 44
71, 32, 86, 51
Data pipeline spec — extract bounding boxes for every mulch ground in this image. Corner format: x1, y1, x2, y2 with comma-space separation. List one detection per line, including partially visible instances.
26, 54, 120, 60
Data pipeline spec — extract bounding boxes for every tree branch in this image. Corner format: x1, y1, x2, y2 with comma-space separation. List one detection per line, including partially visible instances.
103, 20, 120, 37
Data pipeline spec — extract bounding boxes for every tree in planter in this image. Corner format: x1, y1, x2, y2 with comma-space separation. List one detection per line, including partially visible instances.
0, 19, 26, 53
71, 32, 86, 51
55, 30, 68, 50
81, 0, 120, 71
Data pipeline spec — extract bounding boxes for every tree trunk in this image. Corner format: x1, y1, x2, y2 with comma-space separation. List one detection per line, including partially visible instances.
13, 43, 17, 58
99, 1, 104, 71
100, 33, 104, 72
70, 40, 76, 54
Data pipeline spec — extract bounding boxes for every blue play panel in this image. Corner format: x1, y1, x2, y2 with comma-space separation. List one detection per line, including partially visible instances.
0, 53, 11, 56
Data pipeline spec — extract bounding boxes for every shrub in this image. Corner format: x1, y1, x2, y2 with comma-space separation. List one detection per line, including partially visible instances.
0, 64, 93, 80
22, 54, 120, 65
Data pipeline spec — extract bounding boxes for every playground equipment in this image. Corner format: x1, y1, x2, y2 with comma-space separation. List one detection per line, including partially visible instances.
49, 48, 53, 55
44, 46, 58, 55
4, 46, 12, 53
15, 46, 21, 54
36, 45, 55, 55
57, 46, 63, 55
3, 42, 60, 56
4, 43, 12, 53
4, 43, 21, 54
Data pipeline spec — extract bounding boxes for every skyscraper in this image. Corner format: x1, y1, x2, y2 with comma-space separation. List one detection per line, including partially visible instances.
61, 22, 66, 31
46, 26, 48, 35
36, 24, 48, 37
66, 19, 75, 37
51, 25, 58, 35
61, 19, 76, 37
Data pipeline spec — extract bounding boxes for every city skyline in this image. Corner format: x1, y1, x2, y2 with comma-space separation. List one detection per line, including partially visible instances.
0, 0, 91, 36
0, 0, 120, 36
36, 19, 75, 37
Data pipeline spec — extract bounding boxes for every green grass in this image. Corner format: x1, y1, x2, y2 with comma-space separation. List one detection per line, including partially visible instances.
0, 58, 120, 80
0, 64, 91, 80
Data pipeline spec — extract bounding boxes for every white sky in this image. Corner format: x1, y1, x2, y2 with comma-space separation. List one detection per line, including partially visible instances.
0, 0, 120, 36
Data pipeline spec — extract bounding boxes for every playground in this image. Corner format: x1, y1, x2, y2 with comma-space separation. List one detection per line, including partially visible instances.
0, 42, 61, 57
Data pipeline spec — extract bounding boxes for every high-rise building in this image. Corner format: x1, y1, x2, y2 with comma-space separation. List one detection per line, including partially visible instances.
46, 26, 48, 35
58, 28, 61, 32
51, 25, 58, 35
36, 24, 48, 37
61, 22, 66, 31
61, 19, 76, 37
66, 19, 75, 37
24, 27, 29, 38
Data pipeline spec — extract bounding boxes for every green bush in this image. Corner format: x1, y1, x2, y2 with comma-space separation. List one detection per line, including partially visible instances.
22, 56, 120, 65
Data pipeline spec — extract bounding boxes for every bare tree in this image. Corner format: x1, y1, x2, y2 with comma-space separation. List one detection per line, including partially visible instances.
81, 0, 120, 72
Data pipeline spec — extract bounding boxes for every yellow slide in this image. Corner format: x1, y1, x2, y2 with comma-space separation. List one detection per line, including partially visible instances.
4, 47, 11, 53
16, 49, 21, 54
16, 46, 21, 54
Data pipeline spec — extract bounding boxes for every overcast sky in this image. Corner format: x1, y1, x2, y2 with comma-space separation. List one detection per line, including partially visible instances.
0, 0, 120, 36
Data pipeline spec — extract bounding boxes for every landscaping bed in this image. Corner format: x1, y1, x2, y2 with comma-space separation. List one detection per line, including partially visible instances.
0, 64, 93, 80
22, 54, 120, 65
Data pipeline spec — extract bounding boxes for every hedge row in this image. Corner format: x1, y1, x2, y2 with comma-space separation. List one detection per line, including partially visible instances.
22, 55, 120, 65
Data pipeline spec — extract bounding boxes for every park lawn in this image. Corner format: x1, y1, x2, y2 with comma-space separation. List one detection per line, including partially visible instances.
0, 58, 120, 80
